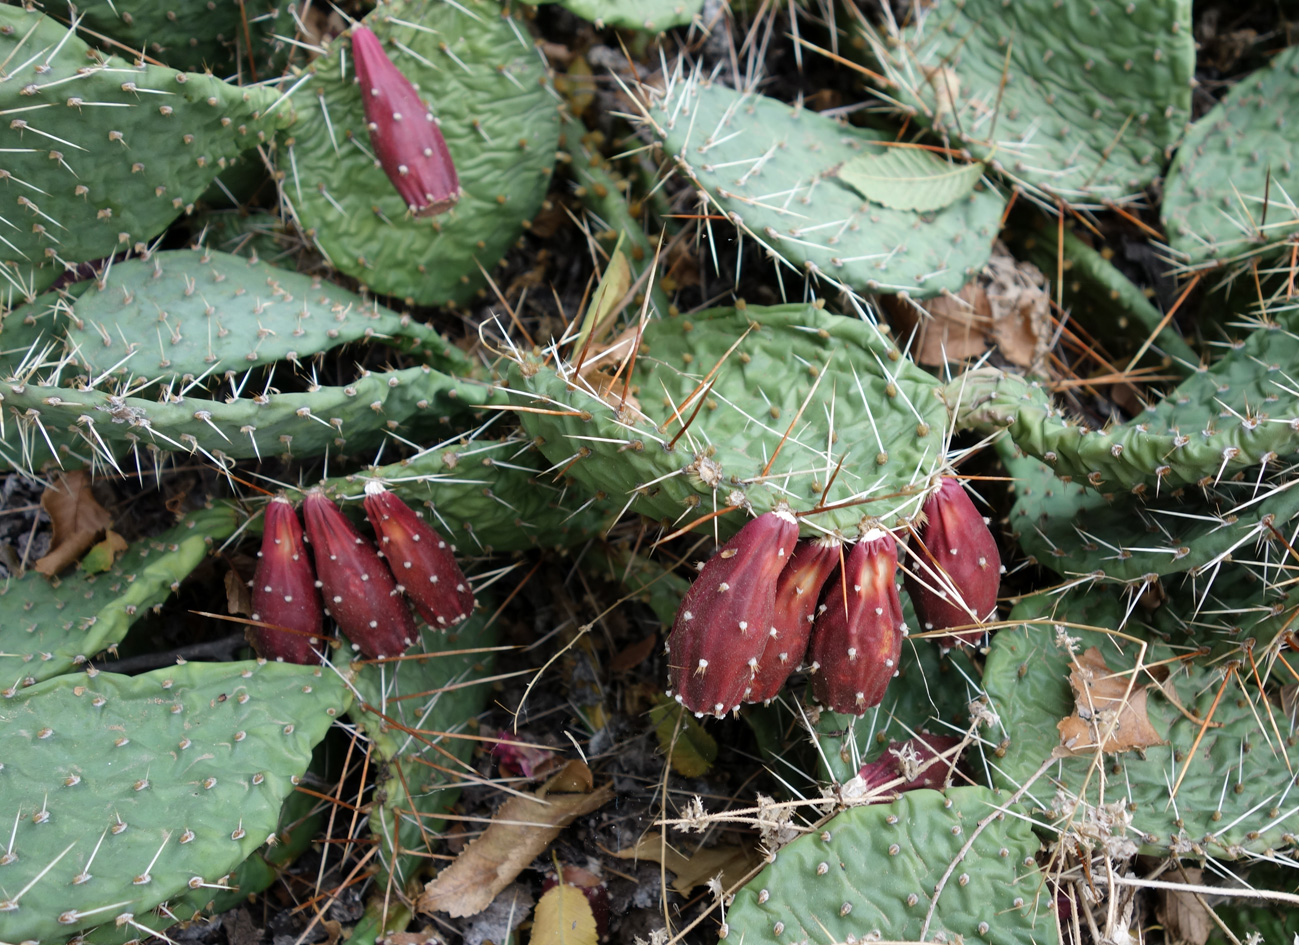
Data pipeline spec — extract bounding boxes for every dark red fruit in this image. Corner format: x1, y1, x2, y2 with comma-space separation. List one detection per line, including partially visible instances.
745, 535, 841, 704
363, 482, 474, 629
904, 476, 1001, 647
667, 509, 800, 718
249, 496, 323, 664
351, 25, 460, 217
301, 490, 417, 659
808, 527, 906, 715
856, 734, 964, 799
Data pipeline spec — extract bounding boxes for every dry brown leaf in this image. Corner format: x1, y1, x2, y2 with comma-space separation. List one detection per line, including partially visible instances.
417, 761, 613, 919
984, 249, 1050, 370
528, 883, 597, 945
1057, 647, 1165, 754
610, 835, 760, 895
1155, 868, 1214, 945
34, 471, 112, 576
882, 286, 990, 367
225, 563, 253, 617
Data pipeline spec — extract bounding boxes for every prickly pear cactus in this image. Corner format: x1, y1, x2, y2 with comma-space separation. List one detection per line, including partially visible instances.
725, 787, 1056, 945
858, 0, 1194, 204
510, 302, 948, 539
10, 249, 472, 384
0, 504, 239, 688
48, 1, 290, 74
1001, 440, 1299, 585
303, 435, 610, 554
0, 361, 500, 475
0, 659, 349, 945
540, 0, 704, 30
636, 75, 1005, 298
1163, 45, 1299, 271
350, 605, 498, 930
280, 0, 560, 306
0, 6, 291, 299
984, 591, 1299, 859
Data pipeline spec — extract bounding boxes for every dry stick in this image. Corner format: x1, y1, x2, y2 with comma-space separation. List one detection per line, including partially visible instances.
1174, 860, 1243, 945
1122, 271, 1202, 375
919, 756, 1055, 941
1108, 874, 1299, 907
1166, 664, 1234, 804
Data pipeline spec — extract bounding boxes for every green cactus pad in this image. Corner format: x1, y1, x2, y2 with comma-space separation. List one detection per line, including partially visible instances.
0, 6, 290, 301
859, 0, 1194, 204
954, 362, 1299, 492
638, 77, 1005, 298
984, 591, 1299, 859
725, 787, 1056, 945
280, 0, 560, 307
9, 249, 472, 385
510, 302, 948, 540
351, 605, 498, 905
0, 659, 349, 945
50, 1, 288, 75
0, 505, 239, 689
1001, 441, 1299, 585
539, 0, 704, 30
1163, 46, 1299, 270
0, 361, 501, 475
301, 435, 609, 554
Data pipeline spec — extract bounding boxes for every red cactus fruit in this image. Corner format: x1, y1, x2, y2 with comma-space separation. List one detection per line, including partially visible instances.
856, 734, 964, 799
745, 535, 841, 704
904, 476, 1001, 647
301, 490, 417, 659
351, 25, 460, 217
363, 482, 474, 629
807, 527, 906, 715
249, 495, 323, 664
667, 509, 800, 718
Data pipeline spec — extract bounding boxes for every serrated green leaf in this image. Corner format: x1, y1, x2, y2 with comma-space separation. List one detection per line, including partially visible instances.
838, 148, 986, 211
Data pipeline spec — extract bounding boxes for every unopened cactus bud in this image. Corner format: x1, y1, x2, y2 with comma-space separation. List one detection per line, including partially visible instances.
249, 496, 323, 664
807, 528, 906, 715
904, 476, 1001, 647
745, 535, 841, 704
351, 25, 461, 217
856, 734, 964, 798
363, 482, 474, 629
667, 509, 800, 718
302, 490, 417, 659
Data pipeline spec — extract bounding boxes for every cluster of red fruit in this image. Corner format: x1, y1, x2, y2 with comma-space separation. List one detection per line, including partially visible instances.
666, 477, 1000, 718
250, 484, 474, 664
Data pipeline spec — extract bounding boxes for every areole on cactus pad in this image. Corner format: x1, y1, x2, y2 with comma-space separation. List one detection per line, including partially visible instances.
666, 509, 800, 718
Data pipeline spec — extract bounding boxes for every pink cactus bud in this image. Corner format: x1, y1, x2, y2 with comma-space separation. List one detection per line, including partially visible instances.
351, 25, 460, 217
807, 528, 906, 715
904, 476, 1001, 647
745, 535, 841, 704
667, 509, 800, 718
856, 734, 963, 799
249, 496, 323, 664
302, 490, 417, 659
363, 482, 474, 629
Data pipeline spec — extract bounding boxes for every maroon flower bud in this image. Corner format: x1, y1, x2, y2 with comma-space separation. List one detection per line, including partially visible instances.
351, 25, 460, 217
807, 528, 906, 715
301, 490, 417, 659
249, 495, 323, 664
904, 476, 1001, 647
745, 535, 841, 704
363, 482, 474, 630
667, 509, 800, 718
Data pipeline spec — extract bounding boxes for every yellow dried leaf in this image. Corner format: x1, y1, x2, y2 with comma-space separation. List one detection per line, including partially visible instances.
80, 529, 128, 574
529, 884, 597, 945
1057, 647, 1165, 754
